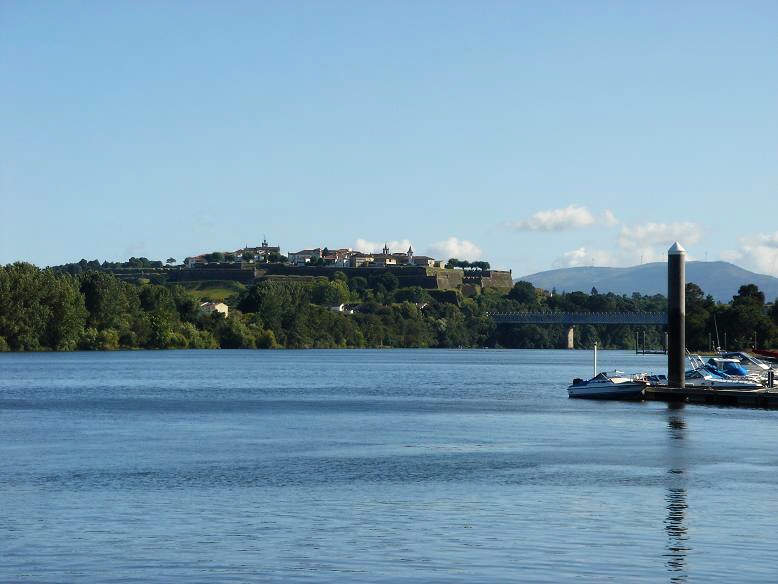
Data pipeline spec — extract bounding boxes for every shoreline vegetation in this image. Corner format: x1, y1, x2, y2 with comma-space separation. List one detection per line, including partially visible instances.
1, 262, 777, 352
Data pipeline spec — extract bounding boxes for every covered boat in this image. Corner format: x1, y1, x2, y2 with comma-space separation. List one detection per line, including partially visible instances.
685, 355, 763, 389
720, 351, 772, 378
707, 357, 749, 377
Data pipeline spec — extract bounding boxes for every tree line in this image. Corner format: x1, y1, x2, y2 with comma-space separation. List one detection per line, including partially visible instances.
1, 262, 777, 351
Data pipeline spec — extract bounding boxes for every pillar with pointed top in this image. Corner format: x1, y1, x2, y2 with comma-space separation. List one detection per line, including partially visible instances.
667, 242, 686, 388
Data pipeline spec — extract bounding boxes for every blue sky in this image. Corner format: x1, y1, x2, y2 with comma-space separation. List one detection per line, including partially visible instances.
2, 1, 777, 276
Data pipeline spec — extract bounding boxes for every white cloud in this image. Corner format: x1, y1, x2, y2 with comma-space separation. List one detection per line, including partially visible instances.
550, 221, 709, 271
552, 247, 618, 268
510, 205, 619, 232
618, 221, 702, 250
354, 238, 413, 254
757, 232, 778, 249
553, 239, 691, 270
511, 205, 595, 232
428, 237, 483, 262
721, 231, 778, 277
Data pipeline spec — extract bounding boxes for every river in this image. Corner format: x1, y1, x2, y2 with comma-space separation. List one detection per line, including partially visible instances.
1, 349, 777, 582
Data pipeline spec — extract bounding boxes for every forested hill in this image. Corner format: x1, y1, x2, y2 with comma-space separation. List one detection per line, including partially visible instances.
519, 261, 778, 303
1, 263, 777, 352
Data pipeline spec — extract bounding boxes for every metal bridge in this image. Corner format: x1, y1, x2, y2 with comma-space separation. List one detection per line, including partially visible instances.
490, 312, 668, 325
489, 311, 668, 349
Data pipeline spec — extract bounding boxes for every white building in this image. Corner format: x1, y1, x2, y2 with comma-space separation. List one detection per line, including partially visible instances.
288, 248, 322, 266
200, 302, 229, 317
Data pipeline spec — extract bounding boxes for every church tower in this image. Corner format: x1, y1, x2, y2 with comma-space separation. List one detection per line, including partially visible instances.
382, 242, 390, 255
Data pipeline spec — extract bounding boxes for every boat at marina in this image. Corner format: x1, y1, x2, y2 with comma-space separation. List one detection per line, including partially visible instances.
567, 342, 649, 399
685, 355, 764, 389
684, 368, 764, 389
720, 351, 772, 378
568, 371, 649, 399
565, 347, 767, 400
707, 356, 749, 377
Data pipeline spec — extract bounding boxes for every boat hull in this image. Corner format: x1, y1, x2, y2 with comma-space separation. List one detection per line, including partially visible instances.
684, 380, 763, 390
567, 383, 646, 400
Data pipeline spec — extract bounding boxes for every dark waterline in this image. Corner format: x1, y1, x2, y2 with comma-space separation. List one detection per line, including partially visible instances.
1, 350, 777, 582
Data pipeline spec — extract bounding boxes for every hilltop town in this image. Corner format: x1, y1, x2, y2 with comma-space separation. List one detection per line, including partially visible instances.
168, 239, 515, 295
186, 239, 443, 269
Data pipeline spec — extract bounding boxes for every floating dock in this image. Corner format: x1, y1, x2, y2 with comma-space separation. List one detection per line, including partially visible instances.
569, 242, 778, 409
645, 386, 778, 409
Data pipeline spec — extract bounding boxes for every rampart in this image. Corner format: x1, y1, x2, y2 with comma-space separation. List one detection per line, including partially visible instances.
255, 264, 459, 289
163, 263, 512, 291
167, 266, 255, 284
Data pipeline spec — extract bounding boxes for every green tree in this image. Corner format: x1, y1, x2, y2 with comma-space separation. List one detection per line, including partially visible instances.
393, 287, 431, 304
0, 263, 50, 350
311, 280, 350, 306
734, 284, 765, 305
216, 317, 255, 349
378, 272, 399, 293
445, 258, 464, 269
507, 281, 536, 305
205, 252, 225, 263
80, 272, 132, 331
685, 282, 716, 350
42, 271, 87, 350
255, 329, 278, 349
723, 284, 775, 348
139, 285, 176, 316
349, 276, 368, 295
169, 285, 200, 323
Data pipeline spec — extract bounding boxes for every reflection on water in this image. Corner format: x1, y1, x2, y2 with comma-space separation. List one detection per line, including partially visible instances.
665, 405, 689, 582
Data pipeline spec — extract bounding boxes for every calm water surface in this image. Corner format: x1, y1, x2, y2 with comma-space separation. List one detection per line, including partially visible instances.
1, 349, 777, 582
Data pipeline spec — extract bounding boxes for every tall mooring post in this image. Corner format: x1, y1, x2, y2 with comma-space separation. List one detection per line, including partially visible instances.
667, 242, 686, 388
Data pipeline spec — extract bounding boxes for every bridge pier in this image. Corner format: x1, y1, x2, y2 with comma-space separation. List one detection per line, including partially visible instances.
566, 326, 575, 350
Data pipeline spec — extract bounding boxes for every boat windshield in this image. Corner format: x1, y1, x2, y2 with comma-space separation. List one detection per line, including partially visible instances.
723, 352, 767, 368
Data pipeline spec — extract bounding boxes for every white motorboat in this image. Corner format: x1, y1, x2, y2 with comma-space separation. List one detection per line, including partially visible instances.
684, 368, 764, 390
568, 371, 649, 399
567, 343, 649, 399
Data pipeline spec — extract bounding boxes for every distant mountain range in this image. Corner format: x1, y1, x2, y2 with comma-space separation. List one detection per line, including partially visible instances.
517, 261, 778, 303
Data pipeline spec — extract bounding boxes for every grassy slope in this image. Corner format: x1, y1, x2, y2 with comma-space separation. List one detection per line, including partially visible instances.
172, 280, 247, 303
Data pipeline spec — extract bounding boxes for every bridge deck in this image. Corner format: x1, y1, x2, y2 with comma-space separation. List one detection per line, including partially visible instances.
490, 312, 668, 325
